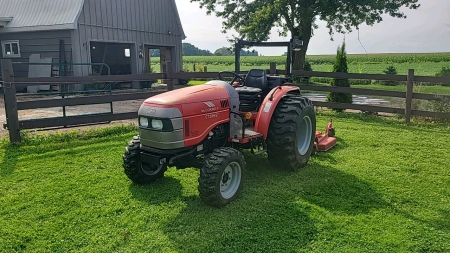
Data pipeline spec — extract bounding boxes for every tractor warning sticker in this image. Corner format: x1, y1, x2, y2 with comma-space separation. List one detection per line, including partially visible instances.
263, 102, 272, 113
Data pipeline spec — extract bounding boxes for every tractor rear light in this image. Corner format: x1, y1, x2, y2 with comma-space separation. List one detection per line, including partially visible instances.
139, 117, 149, 127
244, 112, 252, 120
151, 119, 163, 130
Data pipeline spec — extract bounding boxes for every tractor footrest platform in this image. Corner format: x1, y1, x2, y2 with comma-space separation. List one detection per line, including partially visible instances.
229, 129, 263, 144
244, 129, 263, 138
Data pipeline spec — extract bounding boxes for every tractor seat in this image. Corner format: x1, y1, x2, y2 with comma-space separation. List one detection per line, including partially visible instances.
234, 86, 262, 97
234, 69, 268, 111
244, 69, 268, 91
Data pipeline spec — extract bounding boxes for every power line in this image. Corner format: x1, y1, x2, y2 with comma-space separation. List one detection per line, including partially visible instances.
357, 28, 368, 56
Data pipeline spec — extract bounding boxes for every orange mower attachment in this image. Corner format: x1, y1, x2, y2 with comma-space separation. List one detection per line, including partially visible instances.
315, 120, 337, 152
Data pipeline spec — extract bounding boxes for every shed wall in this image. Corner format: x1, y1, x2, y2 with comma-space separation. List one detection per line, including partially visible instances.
72, 0, 184, 76
0, 30, 72, 77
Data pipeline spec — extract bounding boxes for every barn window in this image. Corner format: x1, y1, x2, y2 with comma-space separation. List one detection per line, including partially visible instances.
124, 48, 131, 57
1, 40, 21, 57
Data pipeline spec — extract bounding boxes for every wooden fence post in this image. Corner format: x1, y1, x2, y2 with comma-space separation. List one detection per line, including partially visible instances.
1, 59, 21, 143
405, 69, 414, 123
166, 61, 174, 91
270, 62, 277, 75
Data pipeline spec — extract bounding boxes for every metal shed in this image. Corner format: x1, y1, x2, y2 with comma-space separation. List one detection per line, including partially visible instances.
0, 0, 186, 88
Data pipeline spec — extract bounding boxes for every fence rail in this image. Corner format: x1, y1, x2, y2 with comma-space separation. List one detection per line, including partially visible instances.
2, 59, 450, 143
16, 91, 166, 110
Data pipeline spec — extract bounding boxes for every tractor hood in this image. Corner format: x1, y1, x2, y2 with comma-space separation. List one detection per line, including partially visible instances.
140, 82, 236, 117
143, 84, 229, 106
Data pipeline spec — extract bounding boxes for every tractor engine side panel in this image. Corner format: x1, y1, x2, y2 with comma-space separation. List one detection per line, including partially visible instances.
182, 101, 230, 147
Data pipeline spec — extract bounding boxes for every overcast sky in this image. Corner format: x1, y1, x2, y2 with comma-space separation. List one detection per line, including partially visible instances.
174, 0, 450, 56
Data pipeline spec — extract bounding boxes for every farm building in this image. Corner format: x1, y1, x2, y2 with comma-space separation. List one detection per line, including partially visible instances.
0, 0, 186, 89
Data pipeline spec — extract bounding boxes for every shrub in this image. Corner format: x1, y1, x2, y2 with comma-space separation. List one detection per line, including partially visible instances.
327, 39, 352, 112
193, 63, 207, 72
435, 66, 450, 77
427, 95, 450, 122
381, 65, 399, 86
178, 67, 191, 85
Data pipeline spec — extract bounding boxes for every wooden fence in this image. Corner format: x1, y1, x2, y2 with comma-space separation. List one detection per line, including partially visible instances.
1, 59, 450, 143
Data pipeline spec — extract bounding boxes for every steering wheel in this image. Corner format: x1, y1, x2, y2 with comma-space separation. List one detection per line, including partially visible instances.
218, 71, 245, 87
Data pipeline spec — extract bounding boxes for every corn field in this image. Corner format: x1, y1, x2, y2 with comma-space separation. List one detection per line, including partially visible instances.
148, 52, 450, 76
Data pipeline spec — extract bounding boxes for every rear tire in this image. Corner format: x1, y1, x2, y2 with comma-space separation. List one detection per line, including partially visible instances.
198, 147, 246, 207
122, 135, 167, 184
266, 96, 316, 170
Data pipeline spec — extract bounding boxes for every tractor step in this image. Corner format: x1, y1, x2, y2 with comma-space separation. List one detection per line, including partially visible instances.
229, 128, 263, 144
244, 129, 262, 138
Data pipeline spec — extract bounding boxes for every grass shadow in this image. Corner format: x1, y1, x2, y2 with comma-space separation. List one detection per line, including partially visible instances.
128, 174, 185, 206
153, 150, 388, 252
432, 209, 450, 232
297, 162, 387, 215
244, 152, 387, 216
0, 143, 20, 176
161, 186, 318, 253
394, 206, 450, 233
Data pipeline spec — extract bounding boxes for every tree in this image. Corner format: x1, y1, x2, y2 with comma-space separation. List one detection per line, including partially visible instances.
150, 49, 160, 57
326, 39, 352, 112
190, 0, 420, 70
182, 43, 213, 56
214, 47, 233, 56
241, 49, 259, 56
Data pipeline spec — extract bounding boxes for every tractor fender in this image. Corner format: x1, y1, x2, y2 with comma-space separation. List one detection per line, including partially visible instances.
254, 85, 301, 138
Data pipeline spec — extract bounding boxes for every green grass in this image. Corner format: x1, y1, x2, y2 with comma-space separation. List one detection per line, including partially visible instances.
1, 112, 449, 252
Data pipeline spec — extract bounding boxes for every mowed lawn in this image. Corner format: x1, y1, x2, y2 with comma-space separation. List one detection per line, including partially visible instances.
0, 112, 449, 252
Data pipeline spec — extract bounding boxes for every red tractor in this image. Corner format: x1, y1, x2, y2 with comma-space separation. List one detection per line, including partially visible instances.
122, 40, 336, 207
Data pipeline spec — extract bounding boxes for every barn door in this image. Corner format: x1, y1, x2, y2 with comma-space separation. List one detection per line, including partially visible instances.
160, 47, 172, 73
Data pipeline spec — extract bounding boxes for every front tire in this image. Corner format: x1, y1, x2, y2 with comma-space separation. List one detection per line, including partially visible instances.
198, 147, 246, 207
122, 135, 167, 184
266, 96, 316, 170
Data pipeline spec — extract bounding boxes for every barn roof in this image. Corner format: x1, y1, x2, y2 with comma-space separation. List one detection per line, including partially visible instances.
0, 0, 186, 38
0, 0, 84, 33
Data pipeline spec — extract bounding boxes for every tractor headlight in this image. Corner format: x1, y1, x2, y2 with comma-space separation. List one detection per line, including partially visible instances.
151, 119, 163, 130
139, 117, 149, 127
